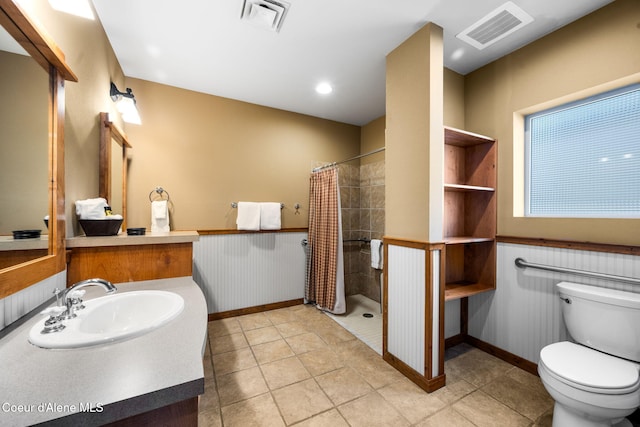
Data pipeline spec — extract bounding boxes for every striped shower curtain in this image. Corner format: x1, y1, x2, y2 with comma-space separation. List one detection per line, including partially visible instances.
305, 167, 346, 314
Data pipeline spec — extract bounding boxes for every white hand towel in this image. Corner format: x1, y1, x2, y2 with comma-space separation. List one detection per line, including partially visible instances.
75, 198, 108, 219
370, 239, 383, 269
260, 202, 282, 230
236, 202, 261, 231
151, 200, 170, 233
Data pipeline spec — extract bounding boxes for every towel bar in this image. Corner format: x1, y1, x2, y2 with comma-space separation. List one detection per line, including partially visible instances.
231, 202, 284, 209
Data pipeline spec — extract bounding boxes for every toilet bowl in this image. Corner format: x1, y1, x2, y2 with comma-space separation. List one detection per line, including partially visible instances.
538, 282, 640, 427
539, 341, 640, 427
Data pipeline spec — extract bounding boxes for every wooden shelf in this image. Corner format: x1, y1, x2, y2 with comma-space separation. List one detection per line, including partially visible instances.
444, 126, 494, 147
444, 236, 494, 245
445, 281, 495, 301
444, 183, 495, 192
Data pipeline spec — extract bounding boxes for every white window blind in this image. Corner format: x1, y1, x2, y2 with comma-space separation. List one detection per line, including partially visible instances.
525, 84, 640, 217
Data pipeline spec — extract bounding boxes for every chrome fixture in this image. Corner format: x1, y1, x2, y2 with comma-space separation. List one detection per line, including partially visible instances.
110, 82, 142, 124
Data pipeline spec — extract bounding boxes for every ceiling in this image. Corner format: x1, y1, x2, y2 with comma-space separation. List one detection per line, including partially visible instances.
92, 0, 612, 126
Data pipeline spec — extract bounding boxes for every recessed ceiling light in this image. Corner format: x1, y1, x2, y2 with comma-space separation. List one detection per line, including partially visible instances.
316, 82, 333, 95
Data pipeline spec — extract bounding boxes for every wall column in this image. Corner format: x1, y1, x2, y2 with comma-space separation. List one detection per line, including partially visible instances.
383, 22, 445, 392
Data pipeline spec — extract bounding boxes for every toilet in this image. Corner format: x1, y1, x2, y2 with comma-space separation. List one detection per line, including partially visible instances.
539, 281, 640, 427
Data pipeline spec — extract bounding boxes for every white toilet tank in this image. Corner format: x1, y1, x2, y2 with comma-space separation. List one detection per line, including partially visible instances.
557, 281, 640, 363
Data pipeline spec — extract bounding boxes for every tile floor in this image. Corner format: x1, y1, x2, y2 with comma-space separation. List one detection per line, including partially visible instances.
325, 294, 382, 354
199, 302, 560, 426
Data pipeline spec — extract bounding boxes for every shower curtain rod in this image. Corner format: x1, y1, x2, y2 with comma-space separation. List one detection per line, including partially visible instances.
313, 147, 386, 172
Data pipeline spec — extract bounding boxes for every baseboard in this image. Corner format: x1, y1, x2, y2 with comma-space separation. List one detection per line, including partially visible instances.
208, 299, 304, 321
383, 351, 446, 393
464, 335, 539, 376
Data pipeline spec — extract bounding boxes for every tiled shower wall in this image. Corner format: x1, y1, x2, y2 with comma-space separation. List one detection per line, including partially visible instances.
340, 160, 385, 302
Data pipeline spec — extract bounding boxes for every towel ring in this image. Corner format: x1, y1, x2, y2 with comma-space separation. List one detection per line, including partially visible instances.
149, 187, 170, 202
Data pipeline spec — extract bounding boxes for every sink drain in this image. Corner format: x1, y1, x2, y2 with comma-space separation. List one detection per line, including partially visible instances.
362, 313, 374, 318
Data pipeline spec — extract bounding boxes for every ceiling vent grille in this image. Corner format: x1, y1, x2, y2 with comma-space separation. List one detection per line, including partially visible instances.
240, 0, 290, 32
456, 1, 533, 50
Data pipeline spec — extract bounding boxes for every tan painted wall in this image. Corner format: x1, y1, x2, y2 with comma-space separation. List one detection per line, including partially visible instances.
360, 116, 385, 165
385, 23, 444, 242
443, 68, 465, 129
123, 78, 360, 230
465, 0, 640, 246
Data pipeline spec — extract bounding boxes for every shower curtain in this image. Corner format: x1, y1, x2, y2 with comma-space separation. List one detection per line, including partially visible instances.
305, 166, 346, 314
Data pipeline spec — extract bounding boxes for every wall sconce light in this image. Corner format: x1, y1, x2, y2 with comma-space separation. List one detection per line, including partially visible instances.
48, 0, 95, 20
110, 82, 142, 125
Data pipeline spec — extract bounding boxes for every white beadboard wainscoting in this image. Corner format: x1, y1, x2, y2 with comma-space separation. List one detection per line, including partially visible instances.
193, 232, 308, 313
466, 242, 640, 365
387, 244, 426, 373
0, 271, 66, 331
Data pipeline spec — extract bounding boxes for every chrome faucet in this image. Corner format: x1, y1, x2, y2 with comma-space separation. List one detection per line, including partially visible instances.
58, 278, 117, 320
42, 278, 117, 333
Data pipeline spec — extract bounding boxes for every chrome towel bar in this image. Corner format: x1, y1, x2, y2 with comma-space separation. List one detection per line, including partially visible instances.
514, 257, 640, 285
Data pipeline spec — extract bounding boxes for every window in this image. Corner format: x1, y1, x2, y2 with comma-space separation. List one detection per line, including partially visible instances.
525, 84, 640, 217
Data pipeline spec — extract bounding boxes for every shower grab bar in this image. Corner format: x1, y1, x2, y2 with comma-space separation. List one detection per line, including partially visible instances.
300, 238, 370, 247
514, 257, 640, 285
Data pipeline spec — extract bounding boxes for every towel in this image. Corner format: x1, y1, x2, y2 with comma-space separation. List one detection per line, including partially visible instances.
370, 239, 383, 269
236, 202, 261, 231
75, 198, 108, 219
151, 200, 170, 233
260, 202, 282, 230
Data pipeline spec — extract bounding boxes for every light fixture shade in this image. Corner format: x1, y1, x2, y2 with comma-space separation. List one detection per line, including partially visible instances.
115, 97, 142, 125
48, 0, 95, 20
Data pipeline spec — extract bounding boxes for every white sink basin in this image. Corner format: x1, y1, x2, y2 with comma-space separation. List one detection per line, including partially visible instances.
28, 290, 184, 349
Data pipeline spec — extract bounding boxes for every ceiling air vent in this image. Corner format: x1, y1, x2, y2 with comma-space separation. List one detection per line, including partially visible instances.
240, 0, 290, 32
456, 1, 533, 50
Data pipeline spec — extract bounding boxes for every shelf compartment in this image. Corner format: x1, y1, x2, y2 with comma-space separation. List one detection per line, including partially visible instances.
444, 236, 494, 245
445, 281, 495, 301
444, 241, 495, 298
444, 126, 494, 147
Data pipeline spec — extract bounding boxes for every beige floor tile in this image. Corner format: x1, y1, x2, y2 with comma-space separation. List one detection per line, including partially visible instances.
261, 356, 311, 390
238, 312, 273, 331
221, 393, 285, 427
208, 317, 242, 337
286, 332, 329, 354
198, 407, 223, 427
211, 332, 249, 354
272, 378, 334, 425
252, 339, 295, 365
348, 353, 405, 389
245, 325, 282, 346
274, 321, 309, 338
445, 348, 513, 388
415, 407, 476, 427
431, 378, 476, 405
313, 324, 356, 345
212, 347, 257, 377
216, 366, 269, 406
316, 367, 373, 405
452, 390, 532, 427
533, 407, 554, 427
298, 348, 345, 377
338, 391, 410, 427
292, 408, 349, 427
482, 373, 554, 421
377, 378, 447, 424
199, 379, 220, 412
264, 307, 300, 325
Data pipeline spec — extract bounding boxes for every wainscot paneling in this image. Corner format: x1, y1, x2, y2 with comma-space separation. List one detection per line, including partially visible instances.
193, 232, 307, 314
468, 242, 640, 364
0, 271, 66, 331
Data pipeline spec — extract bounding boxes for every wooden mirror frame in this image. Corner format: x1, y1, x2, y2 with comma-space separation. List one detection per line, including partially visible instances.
99, 112, 131, 231
0, 0, 77, 298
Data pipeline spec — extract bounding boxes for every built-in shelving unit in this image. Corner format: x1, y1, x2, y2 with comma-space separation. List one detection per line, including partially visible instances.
443, 126, 497, 301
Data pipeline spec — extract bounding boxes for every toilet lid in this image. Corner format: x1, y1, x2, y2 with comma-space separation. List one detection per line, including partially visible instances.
540, 342, 640, 393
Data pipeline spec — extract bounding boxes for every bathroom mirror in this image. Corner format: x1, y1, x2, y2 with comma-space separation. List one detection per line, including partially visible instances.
99, 112, 131, 230
0, 0, 77, 298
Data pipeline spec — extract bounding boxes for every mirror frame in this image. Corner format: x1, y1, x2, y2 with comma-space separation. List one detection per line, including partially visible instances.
0, 0, 77, 298
99, 112, 131, 231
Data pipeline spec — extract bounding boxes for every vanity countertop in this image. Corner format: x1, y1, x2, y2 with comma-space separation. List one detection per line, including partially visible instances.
0, 276, 207, 426
66, 230, 199, 248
